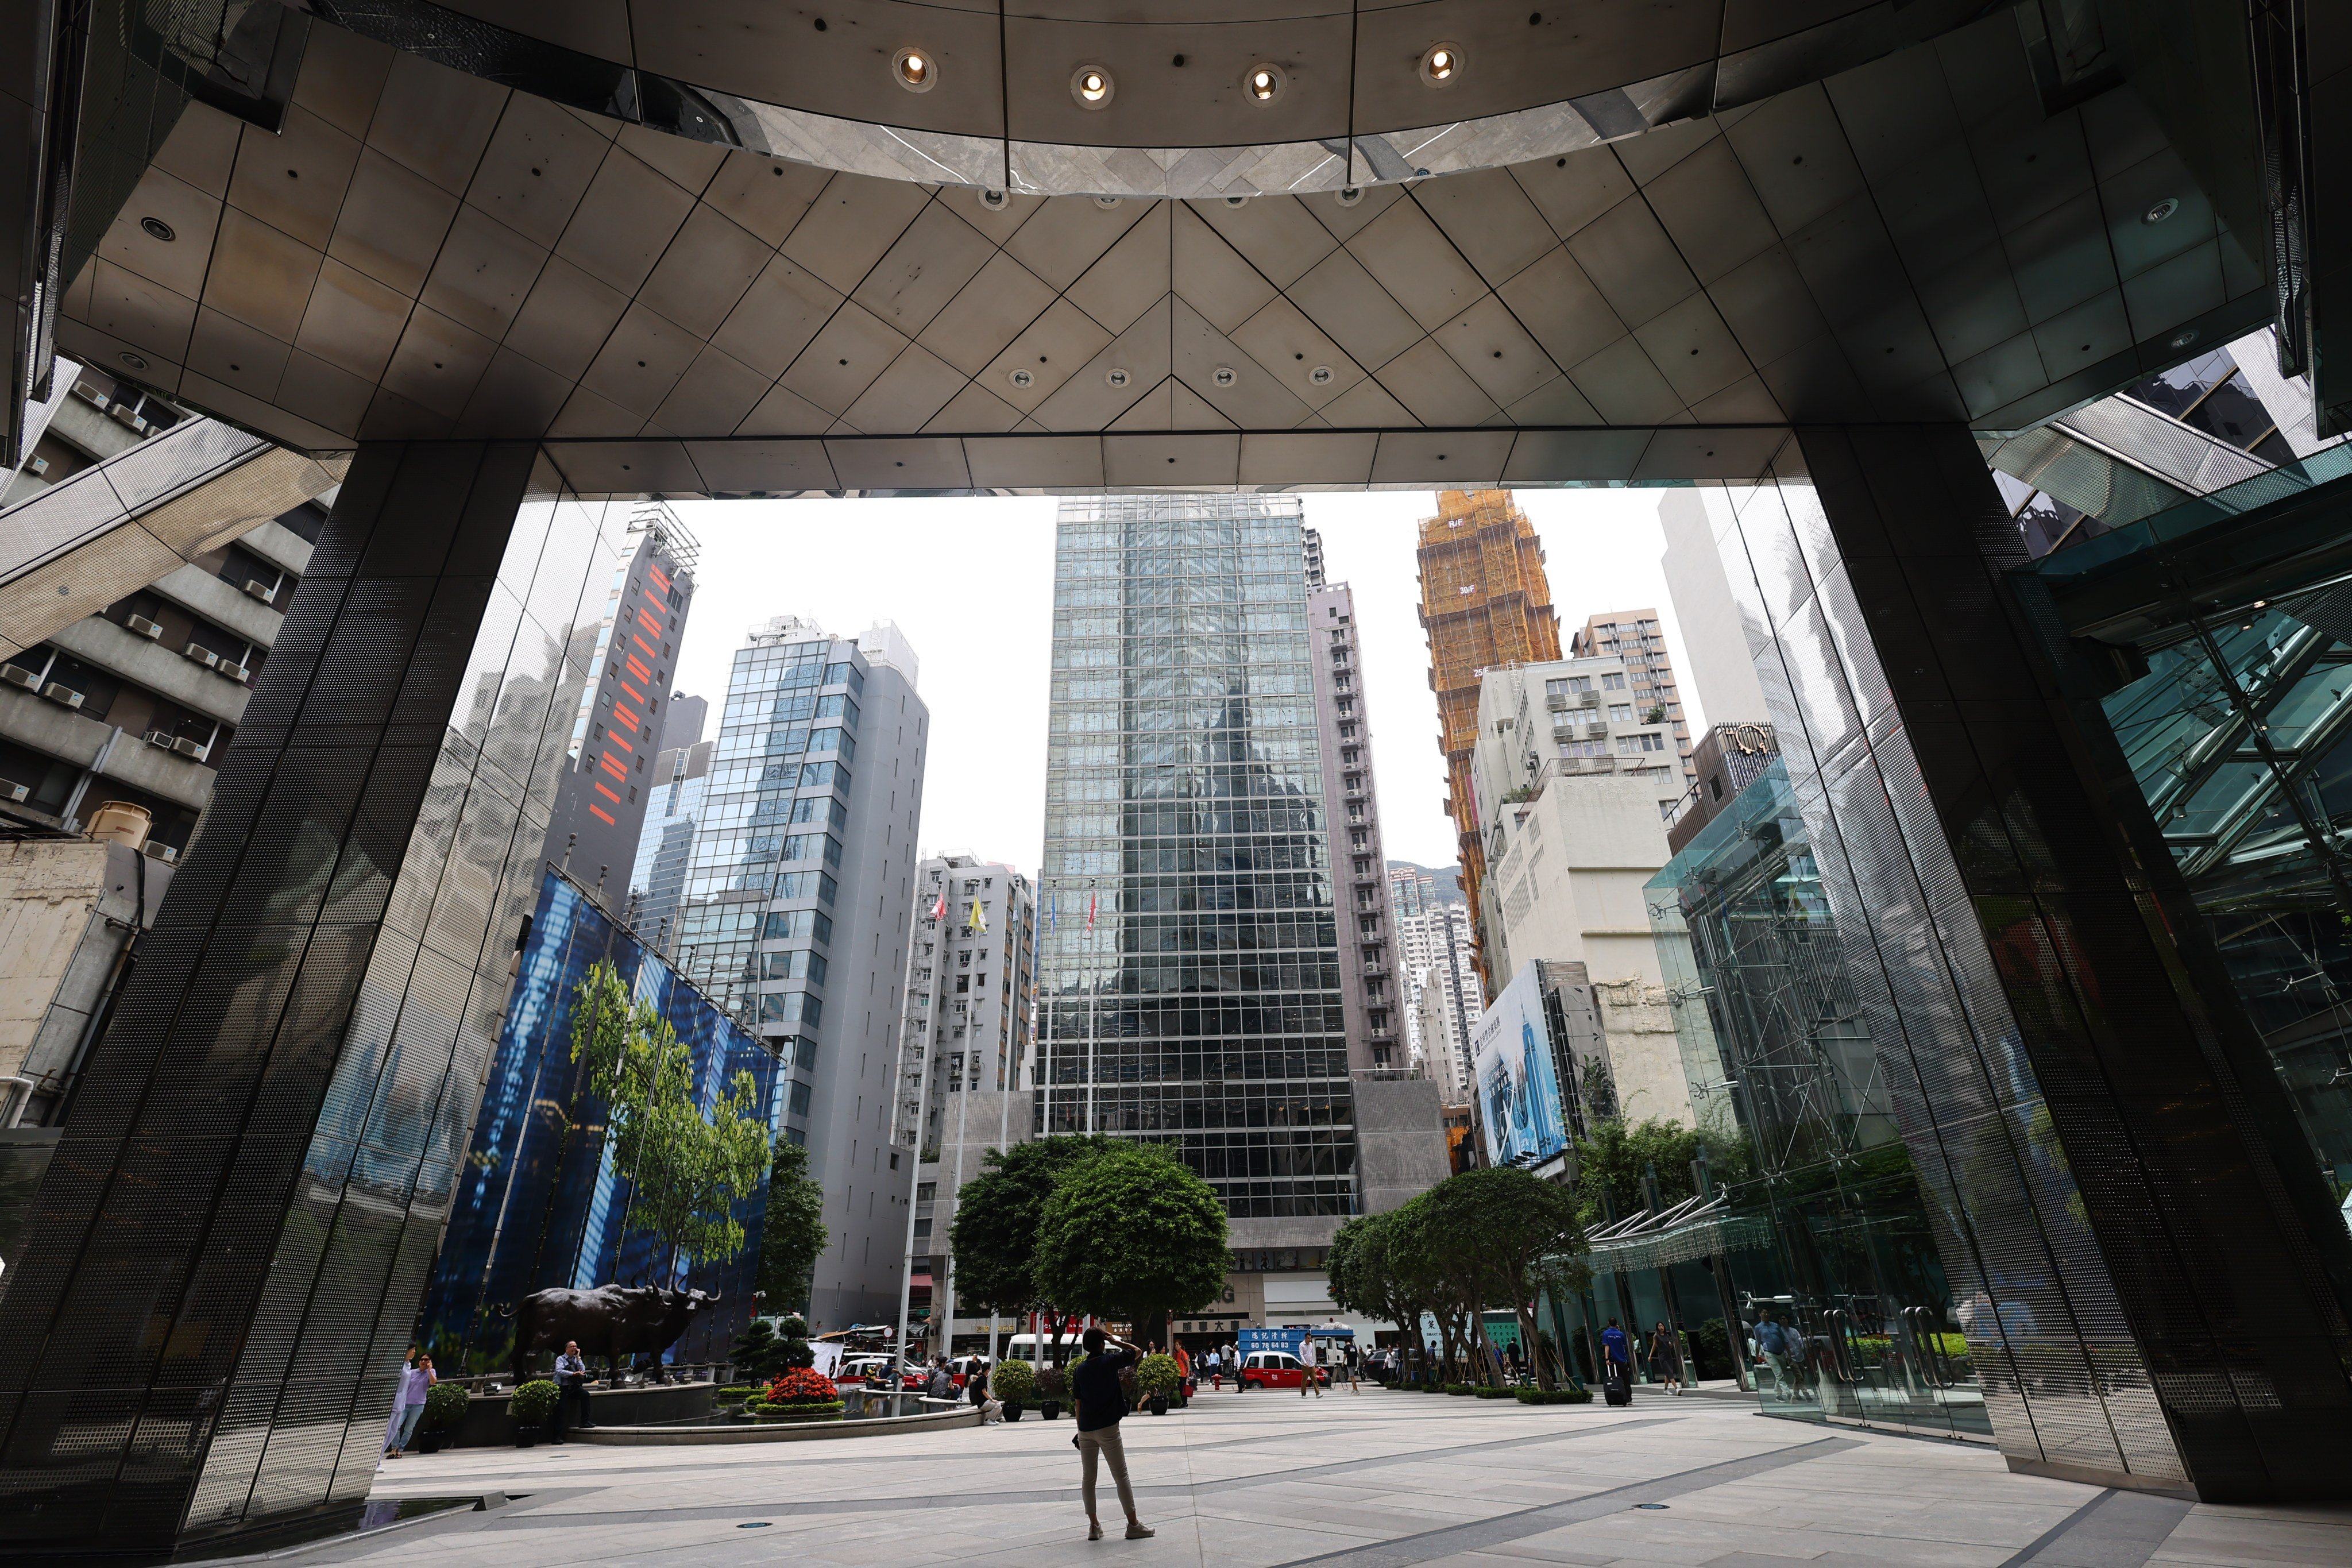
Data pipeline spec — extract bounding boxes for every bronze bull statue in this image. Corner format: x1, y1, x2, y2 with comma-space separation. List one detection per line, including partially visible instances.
505, 1284, 718, 1385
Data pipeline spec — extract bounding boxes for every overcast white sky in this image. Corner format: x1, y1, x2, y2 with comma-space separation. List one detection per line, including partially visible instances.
668, 490, 1706, 879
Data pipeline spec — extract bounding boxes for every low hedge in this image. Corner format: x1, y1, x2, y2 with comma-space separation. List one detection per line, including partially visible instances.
1515, 1388, 1593, 1405
1473, 1387, 1515, 1399
744, 1398, 844, 1419
1444, 1383, 1477, 1395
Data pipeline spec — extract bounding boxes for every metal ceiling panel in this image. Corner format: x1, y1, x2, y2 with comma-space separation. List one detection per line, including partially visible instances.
1063, 203, 1170, 336
851, 202, 999, 337
1345, 199, 1489, 333
965, 434, 1104, 491
555, 148, 698, 295
1435, 293, 1562, 409
917, 251, 1061, 377
681, 438, 837, 495
640, 206, 771, 338
778, 302, 910, 416
1229, 293, 1365, 410
1171, 203, 1279, 335
975, 298, 1114, 415
841, 343, 967, 433
1102, 432, 1241, 488
501, 256, 632, 382
1368, 430, 1512, 487
1190, 194, 1341, 292
332, 150, 464, 296
1409, 167, 1565, 288
421, 206, 549, 341
1237, 431, 1378, 488
578, 303, 702, 418
923, 381, 1025, 435
1501, 427, 1652, 482
824, 435, 973, 490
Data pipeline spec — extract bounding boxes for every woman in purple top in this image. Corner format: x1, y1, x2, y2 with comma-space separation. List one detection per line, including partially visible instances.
385, 1351, 435, 1458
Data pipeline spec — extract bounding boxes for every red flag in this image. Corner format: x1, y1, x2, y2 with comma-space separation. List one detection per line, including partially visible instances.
932, 891, 947, 923
1087, 892, 1097, 930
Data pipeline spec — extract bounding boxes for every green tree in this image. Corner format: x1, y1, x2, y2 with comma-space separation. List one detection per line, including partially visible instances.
756, 1138, 828, 1314
947, 1134, 1119, 1362
1569, 1117, 1752, 1232
1327, 1211, 1432, 1372
1446, 1167, 1590, 1390
569, 960, 772, 1278
1033, 1144, 1229, 1338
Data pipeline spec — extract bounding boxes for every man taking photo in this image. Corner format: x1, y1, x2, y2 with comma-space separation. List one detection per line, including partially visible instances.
1070, 1327, 1153, 1541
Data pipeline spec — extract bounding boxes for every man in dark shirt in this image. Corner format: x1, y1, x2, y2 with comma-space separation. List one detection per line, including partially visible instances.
1070, 1327, 1153, 1540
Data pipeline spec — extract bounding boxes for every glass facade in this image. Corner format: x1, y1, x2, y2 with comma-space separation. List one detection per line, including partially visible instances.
416, 870, 781, 1373
1649, 759, 1991, 1440
669, 632, 863, 1096
1034, 495, 1354, 1219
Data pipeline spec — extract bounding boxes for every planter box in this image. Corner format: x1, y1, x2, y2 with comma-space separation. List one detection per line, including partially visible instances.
447, 1382, 716, 1447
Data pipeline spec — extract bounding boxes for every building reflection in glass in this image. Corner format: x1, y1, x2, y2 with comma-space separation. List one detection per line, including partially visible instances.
1649, 759, 1993, 1439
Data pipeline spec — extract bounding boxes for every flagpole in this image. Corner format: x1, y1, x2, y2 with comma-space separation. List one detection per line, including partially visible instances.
1085, 879, 1099, 1135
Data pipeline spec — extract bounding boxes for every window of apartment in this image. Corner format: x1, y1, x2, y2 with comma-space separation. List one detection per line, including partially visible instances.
1608, 704, 1634, 722
1560, 740, 1608, 758
1602, 672, 1626, 690
1617, 732, 1666, 754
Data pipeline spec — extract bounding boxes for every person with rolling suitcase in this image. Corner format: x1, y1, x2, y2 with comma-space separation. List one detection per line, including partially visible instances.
1600, 1318, 1633, 1407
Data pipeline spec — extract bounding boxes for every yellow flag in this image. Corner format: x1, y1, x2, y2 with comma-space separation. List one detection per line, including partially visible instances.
968, 898, 987, 933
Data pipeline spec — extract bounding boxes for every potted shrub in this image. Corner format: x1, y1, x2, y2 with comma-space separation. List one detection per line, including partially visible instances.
1136, 1353, 1181, 1416
415, 1381, 470, 1453
1034, 1363, 1066, 1420
507, 1380, 558, 1446
746, 1367, 844, 1422
988, 1357, 1034, 1421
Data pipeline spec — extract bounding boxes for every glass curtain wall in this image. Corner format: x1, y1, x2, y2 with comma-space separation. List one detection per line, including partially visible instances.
1034, 495, 1354, 1219
2075, 569, 2352, 1197
1650, 760, 1990, 1439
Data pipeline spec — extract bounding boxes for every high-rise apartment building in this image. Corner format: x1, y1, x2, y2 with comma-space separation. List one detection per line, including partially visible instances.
628, 726, 715, 956
1304, 533, 1404, 1072
891, 855, 1035, 1350
1568, 609, 1693, 785
1399, 901, 1481, 1103
1388, 863, 1439, 919
1415, 491, 1561, 989
543, 503, 698, 907
672, 617, 928, 1328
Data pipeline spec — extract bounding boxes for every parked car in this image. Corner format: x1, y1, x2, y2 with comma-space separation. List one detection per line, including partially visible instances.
1237, 1351, 1327, 1391
837, 1354, 925, 1390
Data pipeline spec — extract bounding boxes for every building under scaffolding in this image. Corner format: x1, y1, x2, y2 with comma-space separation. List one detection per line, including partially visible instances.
1415, 491, 1560, 988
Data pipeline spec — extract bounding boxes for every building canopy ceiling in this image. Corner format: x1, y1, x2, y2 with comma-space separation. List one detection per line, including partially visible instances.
47, 2, 2285, 491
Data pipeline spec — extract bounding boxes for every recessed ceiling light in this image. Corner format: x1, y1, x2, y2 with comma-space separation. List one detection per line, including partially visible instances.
1106, 367, 1131, 388
1212, 366, 1238, 387
1094, 195, 1122, 209
1335, 186, 1363, 207
2143, 196, 2179, 225
893, 48, 936, 92
1245, 63, 1285, 103
2170, 328, 2199, 349
1072, 64, 1114, 109
1421, 43, 1462, 85
119, 351, 148, 370
140, 216, 174, 242
979, 188, 1009, 210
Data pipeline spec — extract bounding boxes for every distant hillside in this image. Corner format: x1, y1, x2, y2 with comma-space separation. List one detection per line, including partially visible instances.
1384, 859, 1462, 907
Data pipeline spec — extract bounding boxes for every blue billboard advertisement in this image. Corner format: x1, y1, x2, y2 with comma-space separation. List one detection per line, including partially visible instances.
1472, 963, 1569, 1168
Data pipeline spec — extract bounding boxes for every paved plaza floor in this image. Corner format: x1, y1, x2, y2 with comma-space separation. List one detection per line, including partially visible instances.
332, 1385, 2345, 1568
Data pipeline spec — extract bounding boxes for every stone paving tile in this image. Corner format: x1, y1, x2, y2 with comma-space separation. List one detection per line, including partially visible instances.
329, 1391, 2326, 1568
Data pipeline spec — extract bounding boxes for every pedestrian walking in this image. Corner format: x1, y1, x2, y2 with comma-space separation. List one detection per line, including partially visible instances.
1300, 1337, 1323, 1399
553, 1341, 592, 1439
1648, 1322, 1684, 1395
1600, 1318, 1632, 1407
1173, 1341, 1192, 1400
385, 1351, 434, 1457
1343, 1342, 1361, 1394
1752, 1310, 1793, 1396
1071, 1327, 1152, 1541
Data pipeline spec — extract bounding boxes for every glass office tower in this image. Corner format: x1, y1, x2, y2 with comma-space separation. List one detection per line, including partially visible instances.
1035, 495, 1354, 1223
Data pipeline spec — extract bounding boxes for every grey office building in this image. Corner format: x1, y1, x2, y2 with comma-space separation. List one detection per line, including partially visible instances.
671, 617, 928, 1328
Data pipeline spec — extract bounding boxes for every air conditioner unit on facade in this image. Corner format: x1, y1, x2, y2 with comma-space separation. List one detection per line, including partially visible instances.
218, 663, 249, 683
144, 841, 177, 862
1, 665, 40, 690
3, 783, 27, 803
242, 580, 275, 603
128, 615, 163, 639
171, 736, 207, 759
144, 730, 174, 748
40, 683, 83, 709
183, 643, 219, 667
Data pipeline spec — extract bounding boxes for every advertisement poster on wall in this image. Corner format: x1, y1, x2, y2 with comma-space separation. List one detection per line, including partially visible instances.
1472, 963, 1569, 1168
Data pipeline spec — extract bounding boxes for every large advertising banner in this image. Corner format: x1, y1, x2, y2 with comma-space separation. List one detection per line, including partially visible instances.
1472, 963, 1569, 1167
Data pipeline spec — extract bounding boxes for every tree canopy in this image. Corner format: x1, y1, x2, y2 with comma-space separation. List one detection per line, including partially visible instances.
947, 1134, 1121, 1322
1569, 1116, 1751, 1232
570, 960, 772, 1277
756, 1138, 828, 1314
1032, 1144, 1230, 1329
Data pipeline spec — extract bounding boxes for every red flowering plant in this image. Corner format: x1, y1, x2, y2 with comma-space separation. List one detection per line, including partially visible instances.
762, 1368, 841, 1408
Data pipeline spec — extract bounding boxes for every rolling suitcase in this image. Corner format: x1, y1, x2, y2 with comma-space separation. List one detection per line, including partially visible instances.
1604, 1365, 1632, 1406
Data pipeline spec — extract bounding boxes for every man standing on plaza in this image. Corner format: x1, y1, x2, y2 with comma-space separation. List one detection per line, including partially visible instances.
1072, 1327, 1152, 1540
1601, 1318, 1631, 1404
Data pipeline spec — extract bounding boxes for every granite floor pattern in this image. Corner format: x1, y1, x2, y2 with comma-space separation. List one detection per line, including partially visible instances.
327, 1388, 2345, 1568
